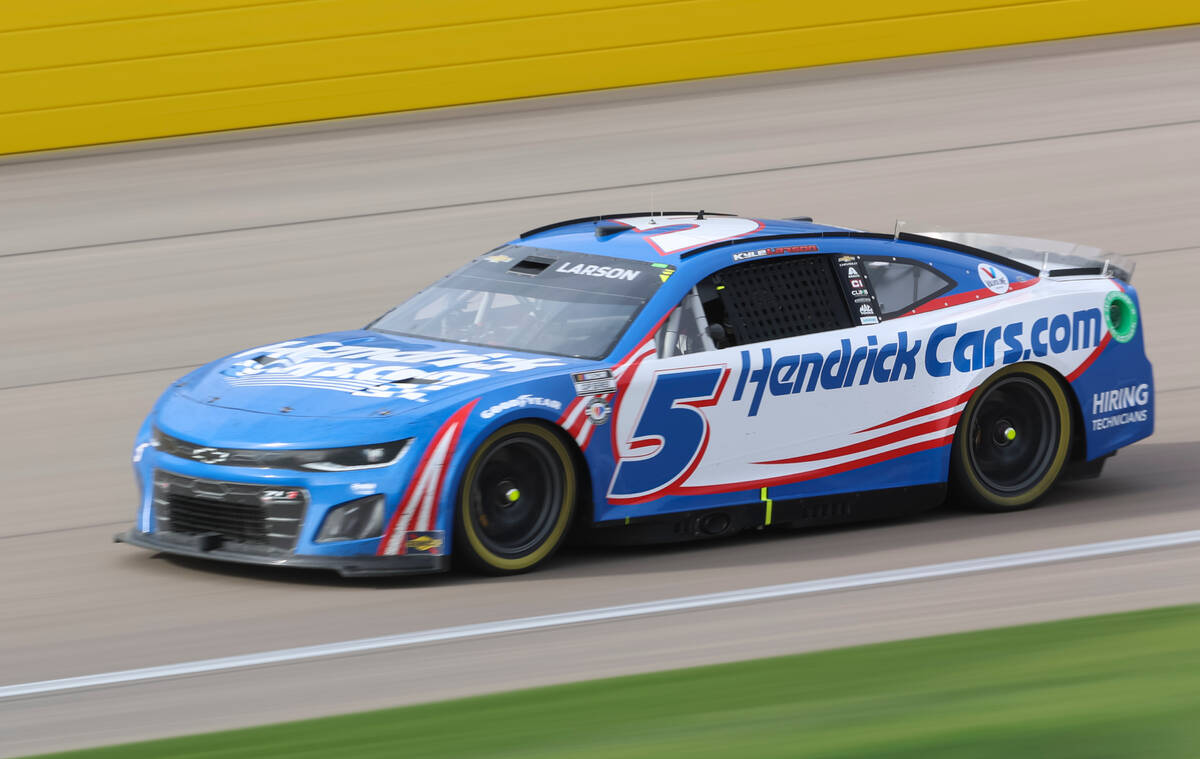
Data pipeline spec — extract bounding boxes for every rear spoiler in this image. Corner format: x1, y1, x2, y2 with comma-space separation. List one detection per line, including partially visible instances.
904, 230, 1135, 282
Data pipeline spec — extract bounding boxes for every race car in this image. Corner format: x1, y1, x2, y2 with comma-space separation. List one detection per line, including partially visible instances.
117, 212, 1153, 576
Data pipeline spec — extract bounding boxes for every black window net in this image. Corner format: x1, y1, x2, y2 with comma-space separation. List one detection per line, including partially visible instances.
711, 256, 852, 345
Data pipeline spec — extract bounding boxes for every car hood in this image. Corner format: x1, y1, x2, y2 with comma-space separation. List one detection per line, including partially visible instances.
175, 330, 582, 419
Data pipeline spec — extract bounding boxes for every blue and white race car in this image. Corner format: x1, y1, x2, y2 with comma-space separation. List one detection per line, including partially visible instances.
118, 212, 1153, 576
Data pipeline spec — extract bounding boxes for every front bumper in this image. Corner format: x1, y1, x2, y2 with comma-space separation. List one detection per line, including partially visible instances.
115, 529, 449, 577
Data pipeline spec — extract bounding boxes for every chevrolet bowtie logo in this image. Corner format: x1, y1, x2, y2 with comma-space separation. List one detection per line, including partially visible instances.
190, 447, 231, 464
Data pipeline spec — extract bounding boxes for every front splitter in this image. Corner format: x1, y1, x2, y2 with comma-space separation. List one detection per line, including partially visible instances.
115, 529, 449, 577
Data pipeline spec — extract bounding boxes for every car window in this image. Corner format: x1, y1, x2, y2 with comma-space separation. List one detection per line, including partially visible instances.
657, 255, 853, 356
371, 247, 667, 360
862, 257, 954, 317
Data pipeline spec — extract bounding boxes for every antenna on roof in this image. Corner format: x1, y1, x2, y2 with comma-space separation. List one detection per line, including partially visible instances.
697, 209, 706, 220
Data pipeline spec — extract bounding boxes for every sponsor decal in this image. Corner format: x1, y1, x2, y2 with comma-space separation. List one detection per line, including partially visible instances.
223, 341, 564, 402
836, 254, 881, 324
555, 262, 641, 280
572, 369, 617, 396
731, 307, 1106, 416
1104, 291, 1138, 343
559, 332, 659, 451
1091, 383, 1150, 430
1092, 383, 1150, 413
732, 244, 818, 262
349, 482, 377, 495
585, 397, 611, 425
484, 254, 513, 263
480, 394, 563, 419
978, 263, 1010, 294
402, 531, 445, 555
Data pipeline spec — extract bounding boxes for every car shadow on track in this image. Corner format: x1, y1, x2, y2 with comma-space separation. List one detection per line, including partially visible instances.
152, 440, 1198, 589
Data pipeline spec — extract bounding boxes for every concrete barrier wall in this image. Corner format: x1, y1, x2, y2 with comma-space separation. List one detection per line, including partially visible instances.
2, 1, 1196, 155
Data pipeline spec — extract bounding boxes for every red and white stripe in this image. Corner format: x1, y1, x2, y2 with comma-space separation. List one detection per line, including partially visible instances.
756, 390, 974, 469
902, 278, 1039, 317
707, 389, 978, 492
557, 334, 657, 450
377, 401, 477, 555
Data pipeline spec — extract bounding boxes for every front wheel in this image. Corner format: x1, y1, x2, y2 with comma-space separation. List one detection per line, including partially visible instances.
455, 422, 576, 575
950, 365, 1072, 512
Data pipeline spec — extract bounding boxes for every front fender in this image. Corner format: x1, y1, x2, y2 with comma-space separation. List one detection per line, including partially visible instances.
378, 373, 586, 558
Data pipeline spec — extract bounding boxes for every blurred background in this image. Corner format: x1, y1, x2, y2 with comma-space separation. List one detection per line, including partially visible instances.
1, 3, 1198, 756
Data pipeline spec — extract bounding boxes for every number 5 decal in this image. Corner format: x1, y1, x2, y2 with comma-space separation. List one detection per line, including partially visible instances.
616, 215, 763, 255
609, 365, 730, 503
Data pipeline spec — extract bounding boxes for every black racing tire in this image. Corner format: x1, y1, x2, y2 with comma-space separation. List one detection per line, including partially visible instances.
950, 364, 1072, 513
454, 422, 576, 575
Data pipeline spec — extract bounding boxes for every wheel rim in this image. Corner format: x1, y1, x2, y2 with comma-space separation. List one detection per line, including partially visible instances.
468, 434, 564, 558
967, 376, 1059, 494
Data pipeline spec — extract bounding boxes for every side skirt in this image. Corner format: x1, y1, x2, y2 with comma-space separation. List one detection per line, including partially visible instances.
586, 483, 947, 546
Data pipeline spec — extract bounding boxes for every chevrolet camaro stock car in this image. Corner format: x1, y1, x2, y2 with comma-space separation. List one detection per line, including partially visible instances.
117, 212, 1153, 576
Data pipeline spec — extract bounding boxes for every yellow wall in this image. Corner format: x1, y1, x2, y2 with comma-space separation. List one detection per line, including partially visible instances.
1, 1, 1196, 155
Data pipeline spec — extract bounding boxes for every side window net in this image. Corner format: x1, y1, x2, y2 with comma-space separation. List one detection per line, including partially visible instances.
712, 256, 852, 344
864, 258, 954, 316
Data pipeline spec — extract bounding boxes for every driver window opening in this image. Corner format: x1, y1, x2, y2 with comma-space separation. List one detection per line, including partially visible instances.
656, 255, 852, 357
657, 283, 734, 358
658, 286, 712, 358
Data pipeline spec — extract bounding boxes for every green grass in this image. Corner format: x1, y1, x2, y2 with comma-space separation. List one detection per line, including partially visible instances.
32, 604, 1200, 759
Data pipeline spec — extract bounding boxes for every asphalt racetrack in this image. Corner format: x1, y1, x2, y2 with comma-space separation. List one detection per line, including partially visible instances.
2, 26, 1199, 757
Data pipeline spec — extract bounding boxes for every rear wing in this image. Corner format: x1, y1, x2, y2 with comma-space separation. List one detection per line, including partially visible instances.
899, 227, 1135, 282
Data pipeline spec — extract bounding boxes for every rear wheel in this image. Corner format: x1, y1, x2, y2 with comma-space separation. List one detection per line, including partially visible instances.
951, 365, 1072, 512
455, 422, 576, 574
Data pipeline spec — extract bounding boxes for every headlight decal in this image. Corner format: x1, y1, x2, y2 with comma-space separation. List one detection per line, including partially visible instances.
153, 428, 410, 471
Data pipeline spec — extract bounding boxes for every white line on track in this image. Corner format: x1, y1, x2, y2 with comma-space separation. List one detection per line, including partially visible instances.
3, 529, 1198, 700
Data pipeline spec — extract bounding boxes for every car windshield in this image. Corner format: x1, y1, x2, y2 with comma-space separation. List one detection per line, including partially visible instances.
369, 247, 669, 359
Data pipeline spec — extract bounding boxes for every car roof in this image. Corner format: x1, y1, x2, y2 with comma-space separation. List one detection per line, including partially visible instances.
509, 212, 853, 266
507, 212, 1047, 279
